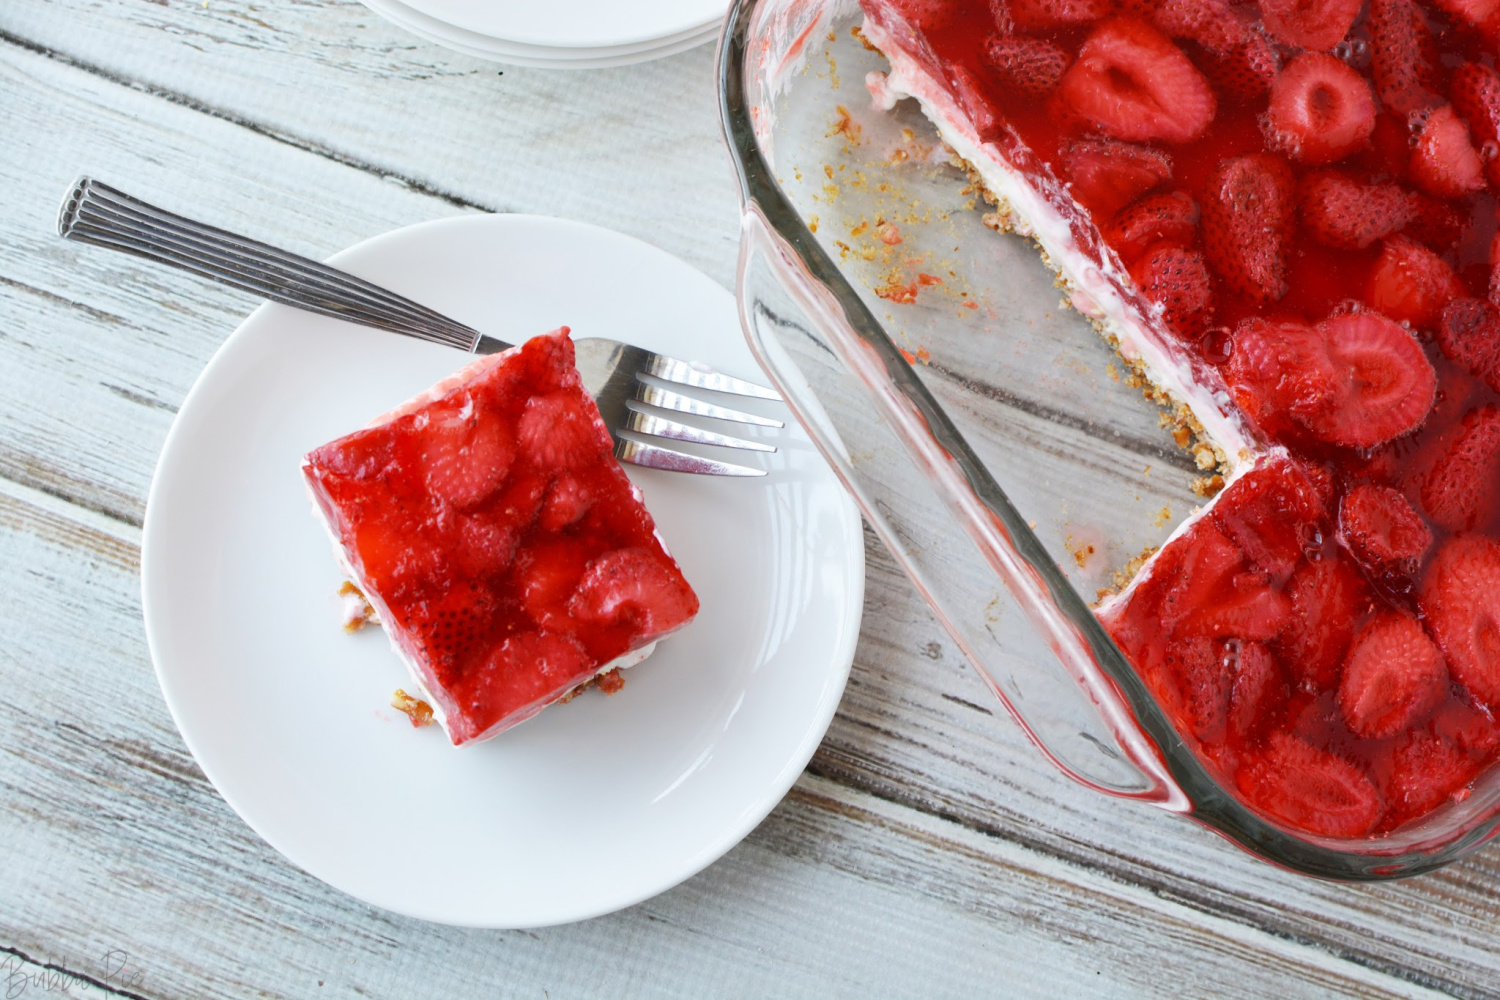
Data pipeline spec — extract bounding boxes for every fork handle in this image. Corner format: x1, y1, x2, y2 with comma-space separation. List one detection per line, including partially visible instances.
56, 177, 510, 356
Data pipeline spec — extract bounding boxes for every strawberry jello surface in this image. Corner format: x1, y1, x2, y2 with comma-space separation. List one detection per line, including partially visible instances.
859, 0, 1500, 835
302, 328, 699, 746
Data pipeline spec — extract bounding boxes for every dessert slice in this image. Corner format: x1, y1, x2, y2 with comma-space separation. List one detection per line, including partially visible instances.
857, 0, 1500, 834
303, 329, 699, 746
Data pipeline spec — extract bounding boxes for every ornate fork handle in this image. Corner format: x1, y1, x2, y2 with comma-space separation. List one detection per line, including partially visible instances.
57, 178, 506, 355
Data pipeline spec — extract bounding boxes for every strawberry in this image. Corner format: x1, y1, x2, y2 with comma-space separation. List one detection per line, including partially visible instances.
474, 631, 591, 722
516, 537, 592, 631
419, 400, 514, 511
1211, 457, 1328, 582
1420, 405, 1500, 532
1009, 0, 1113, 30
1299, 172, 1413, 250
1430, 0, 1500, 29
409, 587, 499, 683
1062, 139, 1174, 215
1339, 483, 1434, 577
1437, 297, 1500, 392
1402, 192, 1467, 250
1201, 154, 1295, 302
947, 64, 1005, 141
1386, 731, 1480, 820
1265, 53, 1377, 167
1337, 611, 1447, 737
1177, 564, 1293, 639
1290, 312, 1437, 449
1236, 732, 1381, 836
1278, 553, 1374, 690
1491, 228, 1500, 304
517, 390, 609, 472
353, 513, 448, 604
1156, 635, 1232, 743
1129, 244, 1215, 339
538, 474, 594, 532
884, 0, 961, 31
1422, 534, 1500, 707
1450, 62, 1500, 188
454, 515, 516, 578
1369, 0, 1444, 117
1227, 640, 1287, 742
1204, 29, 1279, 102
1433, 696, 1500, 752
1366, 236, 1466, 331
308, 429, 394, 482
1104, 190, 1199, 264
1221, 317, 1336, 436
984, 37, 1071, 96
568, 547, 701, 633
1151, 0, 1241, 51
1410, 105, 1487, 200
1056, 19, 1216, 144
1259, 0, 1361, 51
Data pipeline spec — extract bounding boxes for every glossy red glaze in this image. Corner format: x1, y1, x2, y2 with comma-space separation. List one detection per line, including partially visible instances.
303, 330, 698, 745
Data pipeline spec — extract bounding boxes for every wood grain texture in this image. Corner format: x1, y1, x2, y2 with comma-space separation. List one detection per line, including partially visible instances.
0, 3, 1499, 997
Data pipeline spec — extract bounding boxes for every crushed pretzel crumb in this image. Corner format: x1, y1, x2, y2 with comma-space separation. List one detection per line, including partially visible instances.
391, 689, 434, 727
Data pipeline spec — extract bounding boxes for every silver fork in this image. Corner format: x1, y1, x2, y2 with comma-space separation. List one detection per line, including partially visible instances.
56, 177, 784, 477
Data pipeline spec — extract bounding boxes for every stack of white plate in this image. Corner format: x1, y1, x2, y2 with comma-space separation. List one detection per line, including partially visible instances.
362, 0, 727, 68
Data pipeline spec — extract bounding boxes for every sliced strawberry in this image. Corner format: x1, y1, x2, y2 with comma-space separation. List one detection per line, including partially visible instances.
1155, 634, 1231, 743
1278, 553, 1373, 690
568, 547, 701, 633
1236, 732, 1381, 837
1339, 483, 1433, 577
1387, 731, 1480, 820
409, 586, 500, 684
1433, 696, 1500, 752
1205, 29, 1279, 101
1265, 53, 1376, 167
1150, 0, 1241, 51
1430, 0, 1500, 29
1177, 566, 1294, 640
517, 390, 610, 472
538, 474, 594, 532
1402, 192, 1467, 250
1211, 457, 1328, 582
353, 513, 448, 605
1420, 405, 1500, 532
1227, 640, 1288, 742
516, 537, 592, 631
1410, 105, 1487, 200
454, 515, 516, 578
1337, 611, 1447, 737
1259, 0, 1361, 51
1422, 534, 1500, 707
884, 0, 961, 31
1062, 139, 1174, 215
1369, 0, 1444, 117
984, 37, 1071, 96
1056, 19, 1215, 144
1450, 63, 1500, 188
1437, 297, 1500, 393
1300, 171, 1413, 251
1104, 190, 1199, 264
1491, 228, 1500, 304
1366, 236, 1466, 331
1221, 317, 1336, 436
1129, 244, 1215, 339
1009, 0, 1113, 29
1290, 313, 1437, 449
1201, 154, 1295, 302
948, 64, 1005, 141
417, 396, 515, 511
472, 631, 591, 721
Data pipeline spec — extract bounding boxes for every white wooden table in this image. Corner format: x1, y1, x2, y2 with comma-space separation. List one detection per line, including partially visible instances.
2, 2, 1499, 996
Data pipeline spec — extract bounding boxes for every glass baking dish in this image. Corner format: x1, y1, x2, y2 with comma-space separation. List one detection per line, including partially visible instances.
717, 0, 1500, 878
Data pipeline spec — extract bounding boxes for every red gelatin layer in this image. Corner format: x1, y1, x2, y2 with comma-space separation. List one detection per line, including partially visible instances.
303, 329, 699, 746
860, 0, 1500, 834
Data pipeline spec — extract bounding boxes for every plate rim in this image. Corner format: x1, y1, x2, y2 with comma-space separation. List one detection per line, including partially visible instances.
138, 212, 866, 927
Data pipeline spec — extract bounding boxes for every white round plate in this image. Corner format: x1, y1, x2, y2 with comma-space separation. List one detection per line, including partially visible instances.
363, 0, 718, 69
396, 0, 726, 49
141, 214, 865, 927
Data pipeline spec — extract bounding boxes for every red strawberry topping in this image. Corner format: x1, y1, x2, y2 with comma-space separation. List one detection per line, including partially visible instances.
1369, 0, 1444, 117
1236, 732, 1381, 836
568, 547, 701, 633
1259, 0, 1362, 51
1201, 154, 1295, 302
1221, 317, 1336, 436
1386, 732, 1480, 820
1339, 483, 1433, 576
1008, 0, 1114, 30
1403, 193, 1467, 252
1055, 19, 1215, 144
419, 396, 515, 510
1290, 313, 1437, 449
1299, 172, 1413, 251
1227, 640, 1288, 741
1104, 190, 1199, 264
1410, 105, 1487, 200
1210, 457, 1327, 582
1337, 611, 1447, 738
885, 0, 961, 31
1421, 534, 1500, 707
1129, 243, 1215, 339
1265, 53, 1376, 167
1151, 0, 1242, 52
1450, 63, 1500, 187
984, 37, 1072, 96
1420, 405, 1500, 532
1365, 236, 1466, 331
1062, 139, 1174, 215
518, 390, 610, 470
1437, 298, 1500, 392
1278, 553, 1374, 690
1430, 0, 1500, 30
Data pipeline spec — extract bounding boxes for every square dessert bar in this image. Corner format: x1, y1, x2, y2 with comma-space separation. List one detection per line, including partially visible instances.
303, 328, 699, 746
860, 0, 1500, 834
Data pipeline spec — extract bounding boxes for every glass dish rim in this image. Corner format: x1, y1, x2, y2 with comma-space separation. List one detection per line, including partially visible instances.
715, 0, 1500, 879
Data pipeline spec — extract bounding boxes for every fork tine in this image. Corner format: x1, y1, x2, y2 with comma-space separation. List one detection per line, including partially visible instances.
615, 438, 767, 477
638, 354, 783, 401
633, 383, 786, 427
625, 409, 777, 453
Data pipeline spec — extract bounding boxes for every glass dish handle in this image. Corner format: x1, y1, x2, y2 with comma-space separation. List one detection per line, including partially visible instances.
736, 203, 1188, 806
